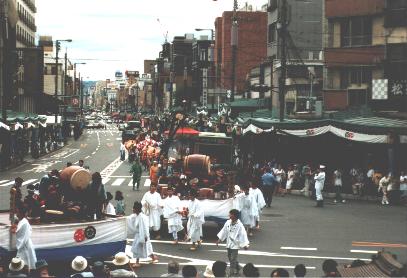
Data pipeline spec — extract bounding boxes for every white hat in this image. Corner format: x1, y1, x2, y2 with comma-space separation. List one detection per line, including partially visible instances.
203, 263, 215, 278
9, 257, 25, 272
320, 165, 326, 169
71, 256, 88, 272
112, 252, 130, 266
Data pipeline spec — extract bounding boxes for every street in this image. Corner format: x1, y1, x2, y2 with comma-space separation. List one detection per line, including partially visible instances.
1, 125, 406, 276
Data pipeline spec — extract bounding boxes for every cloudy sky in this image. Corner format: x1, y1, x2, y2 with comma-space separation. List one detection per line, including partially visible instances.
36, 0, 267, 81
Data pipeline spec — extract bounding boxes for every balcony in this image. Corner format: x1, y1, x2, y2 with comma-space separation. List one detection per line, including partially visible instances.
18, 11, 37, 32
22, 0, 37, 13
324, 46, 385, 66
326, 0, 385, 18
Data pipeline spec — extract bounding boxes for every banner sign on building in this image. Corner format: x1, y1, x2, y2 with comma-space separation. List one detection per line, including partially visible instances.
390, 80, 407, 97
372, 79, 388, 100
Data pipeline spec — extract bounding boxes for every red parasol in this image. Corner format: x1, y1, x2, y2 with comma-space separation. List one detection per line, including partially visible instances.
164, 127, 199, 136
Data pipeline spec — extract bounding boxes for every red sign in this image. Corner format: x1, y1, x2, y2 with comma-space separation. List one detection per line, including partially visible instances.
345, 131, 354, 139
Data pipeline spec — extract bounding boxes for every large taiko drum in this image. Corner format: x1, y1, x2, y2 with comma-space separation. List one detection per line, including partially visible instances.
184, 154, 211, 176
60, 166, 91, 191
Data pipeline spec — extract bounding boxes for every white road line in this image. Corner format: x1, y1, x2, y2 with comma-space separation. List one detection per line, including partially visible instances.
141, 175, 149, 178
22, 179, 37, 186
128, 180, 134, 187
144, 178, 151, 187
0, 180, 9, 184
350, 250, 378, 254
102, 178, 110, 184
110, 175, 132, 178
111, 178, 125, 186
63, 149, 80, 159
100, 156, 123, 179
0, 181, 15, 187
132, 239, 226, 247
281, 247, 318, 251
92, 152, 96, 155
85, 156, 90, 159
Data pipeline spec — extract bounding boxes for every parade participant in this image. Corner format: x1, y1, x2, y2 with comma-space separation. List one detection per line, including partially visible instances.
400, 171, 407, 204
301, 163, 312, 196
127, 201, 159, 267
249, 181, 266, 230
163, 187, 184, 244
333, 169, 345, 204
115, 191, 126, 216
11, 177, 24, 208
141, 184, 163, 239
314, 165, 326, 207
150, 161, 160, 185
12, 206, 37, 272
120, 141, 126, 161
130, 158, 143, 191
286, 166, 295, 194
186, 189, 205, 251
379, 173, 392, 205
216, 209, 249, 277
261, 168, 276, 207
234, 185, 257, 237
23, 184, 41, 218
88, 172, 106, 220
105, 192, 116, 215
273, 164, 285, 196
39, 170, 59, 198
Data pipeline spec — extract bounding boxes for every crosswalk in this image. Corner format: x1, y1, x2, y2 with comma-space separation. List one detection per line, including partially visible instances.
103, 177, 150, 188
0, 179, 38, 187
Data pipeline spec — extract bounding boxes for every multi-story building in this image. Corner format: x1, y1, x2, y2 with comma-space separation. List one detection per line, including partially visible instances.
323, 0, 407, 111
267, 0, 323, 115
15, 0, 36, 48
214, 10, 267, 97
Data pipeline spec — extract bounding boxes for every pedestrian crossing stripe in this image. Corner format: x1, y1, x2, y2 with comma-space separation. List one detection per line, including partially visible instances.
0, 180, 9, 184
102, 178, 110, 184
0, 179, 37, 187
144, 178, 151, 187
0, 181, 16, 187
22, 179, 37, 186
101, 177, 151, 187
128, 180, 133, 187
112, 178, 125, 186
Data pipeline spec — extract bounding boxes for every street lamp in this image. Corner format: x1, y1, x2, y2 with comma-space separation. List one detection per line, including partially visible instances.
195, 28, 215, 41
55, 39, 72, 125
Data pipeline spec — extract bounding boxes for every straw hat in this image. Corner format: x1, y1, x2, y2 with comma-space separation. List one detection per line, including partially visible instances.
320, 165, 326, 169
203, 263, 215, 278
112, 252, 130, 266
9, 257, 25, 272
71, 256, 88, 272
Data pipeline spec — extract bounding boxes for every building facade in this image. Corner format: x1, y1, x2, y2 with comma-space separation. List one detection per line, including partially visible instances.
15, 0, 36, 48
323, 0, 407, 111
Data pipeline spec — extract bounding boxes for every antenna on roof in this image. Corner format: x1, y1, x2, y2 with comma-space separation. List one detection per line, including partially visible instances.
157, 18, 168, 43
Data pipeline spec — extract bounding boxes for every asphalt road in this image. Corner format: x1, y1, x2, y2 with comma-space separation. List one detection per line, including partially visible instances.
1, 125, 406, 277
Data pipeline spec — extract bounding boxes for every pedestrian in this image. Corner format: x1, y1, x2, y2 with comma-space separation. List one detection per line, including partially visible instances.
163, 187, 184, 244
141, 184, 163, 239
333, 169, 345, 203
294, 264, 306, 277
212, 261, 227, 277
273, 164, 285, 196
109, 252, 136, 277
12, 205, 37, 273
10, 177, 24, 210
234, 185, 257, 237
7, 257, 28, 278
35, 259, 51, 278
301, 163, 312, 196
243, 263, 260, 277
322, 259, 339, 277
130, 158, 143, 191
286, 165, 295, 194
115, 191, 126, 216
216, 209, 250, 276
249, 181, 266, 230
186, 189, 205, 251
261, 167, 276, 207
181, 265, 197, 278
71, 256, 92, 277
314, 165, 326, 207
160, 260, 182, 277
90, 261, 108, 278
89, 172, 107, 220
271, 268, 289, 277
379, 173, 391, 205
400, 171, 407, 205
150, 161, 159, 185
105, 192, 116, 215
120, 141, 126, 161
127, 201, 159, 268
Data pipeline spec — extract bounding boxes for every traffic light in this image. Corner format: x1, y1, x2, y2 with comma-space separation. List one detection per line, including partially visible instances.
56, 41, 61, 52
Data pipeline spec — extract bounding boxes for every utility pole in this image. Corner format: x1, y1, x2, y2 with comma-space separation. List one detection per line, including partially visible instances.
230, 0, 238, 103
1, 0, 9, 122
278, 0, 288, 122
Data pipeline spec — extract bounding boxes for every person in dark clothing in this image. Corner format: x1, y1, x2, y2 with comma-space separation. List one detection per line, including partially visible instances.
261, 168, 276, 207
23, 184, 41, 218
322, 259, 339, 277
88, 172, 107, 220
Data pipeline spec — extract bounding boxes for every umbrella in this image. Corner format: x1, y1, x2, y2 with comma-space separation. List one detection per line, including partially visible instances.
164, 127, 199, 137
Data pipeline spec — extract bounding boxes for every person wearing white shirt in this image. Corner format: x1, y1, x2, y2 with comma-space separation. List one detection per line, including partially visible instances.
234, 186, 257, 237
141, 185, 163, 239
400, 172, 407, 204
186, 189, 205, 251
379, 174, 391, 205
105, 192, 116, 215
333, 169, 345, 204
163, 187, 184, 244
249, 181, 266, 229
120, 142, 126, 161
314, 165, 326, 207
127, 201, 159, 267
216, 209, 250, 276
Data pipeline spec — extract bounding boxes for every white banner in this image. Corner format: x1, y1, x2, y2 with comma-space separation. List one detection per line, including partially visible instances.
282, 126, 330, 137
329, 126, 388, 143
179, 199, 233, 221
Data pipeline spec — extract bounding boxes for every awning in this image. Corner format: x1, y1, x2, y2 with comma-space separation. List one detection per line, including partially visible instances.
164, 127, 200, 136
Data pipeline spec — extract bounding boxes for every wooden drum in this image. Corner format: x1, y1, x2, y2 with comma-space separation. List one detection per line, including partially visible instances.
60, 166, 91, 191
184, 155, 211, 176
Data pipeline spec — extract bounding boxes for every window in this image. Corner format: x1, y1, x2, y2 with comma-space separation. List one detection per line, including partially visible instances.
51, 66, 57, 75
268, 23, 276, 44
340, 67, 372, 88
341, 17, 372, 47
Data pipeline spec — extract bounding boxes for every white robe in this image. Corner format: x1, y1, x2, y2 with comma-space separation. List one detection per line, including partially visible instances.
127, 213, 154, 259
141, 191, 162, 231
163, 196, 184, 233
314, 172, 326, 201
106, 202, 116, 215
16, 218, 37, 270
217, 219, 249, 249
249, 188, 266, 221
187, 199, 205, 243
234, 193, 257, 228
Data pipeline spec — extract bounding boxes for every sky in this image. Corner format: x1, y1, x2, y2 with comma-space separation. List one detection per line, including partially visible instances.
36, 0, 267, 81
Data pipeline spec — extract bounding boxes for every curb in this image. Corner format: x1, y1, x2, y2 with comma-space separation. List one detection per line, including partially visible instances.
290, 189, 380, 202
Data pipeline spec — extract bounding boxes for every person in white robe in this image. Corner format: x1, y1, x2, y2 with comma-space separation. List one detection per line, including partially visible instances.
216, 209, 249, 276
249, 181, 266, 229
141, 184, 163, 239
186, 189, 205, 251
233, 185, 257, 236
163, 187, 184, 244
13, 206, 37, 271
127, 201, 159, 267
314, 165, 326, 207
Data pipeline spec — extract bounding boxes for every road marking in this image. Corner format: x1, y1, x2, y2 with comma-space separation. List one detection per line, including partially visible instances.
116, 138, 122, 141
281, 247, 317, 251
85, 156, 90, 159
128, 180, 134, 187
102, 178, 110, 184
0, 180, 9, 184
112, 178, 125, 186
92, 152, 96, 155
0, 181, 14, 187
100, 156, 123, 179
210, 250, 371, 262
352, 241, 407, 248
350, 250, 378, 254
80, 143, 88, 148
144, 178, 151, 187
110, 175, 132, 178
128, 239, 226, 247
22, 179, 37, 186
